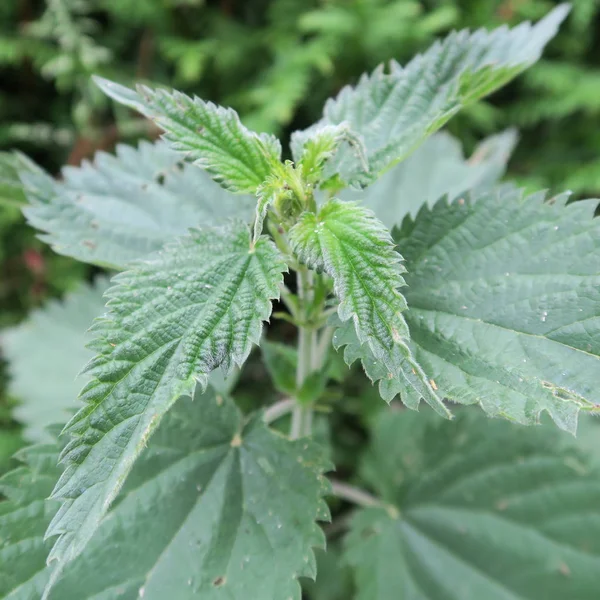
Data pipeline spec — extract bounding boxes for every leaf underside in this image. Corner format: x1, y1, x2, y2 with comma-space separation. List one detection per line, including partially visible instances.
48, 389, 330, 600
299, 5, 568, 188
22, 141, 255, 270
396, 188, 600, 433
1, 277, 110, 442
94, 76, 282, 194
290, 200, 449, 417
346, 408, 600, 599
43, 223, 286, 594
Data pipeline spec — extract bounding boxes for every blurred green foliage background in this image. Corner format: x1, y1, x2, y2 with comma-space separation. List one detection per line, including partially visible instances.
0, 0, 599, 468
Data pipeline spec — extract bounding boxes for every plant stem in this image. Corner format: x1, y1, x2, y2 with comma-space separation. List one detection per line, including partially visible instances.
329, 479, 382, 508
263, 398, 295, 424
290, 267, 317, 439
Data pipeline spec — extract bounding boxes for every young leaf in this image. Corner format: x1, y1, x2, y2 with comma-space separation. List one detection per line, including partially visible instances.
396, 187, 600, 433
289, 200, 449, 417
22, 141, 254, 270
95, 76, 282, 194
47, 389, 331, 600
299, 5, 569, 187
291, 123, 369, 183
0, 439, 62, 599
341, 129, 517, 228
43, 223, 286, 594
2, 278, 110, 442
346, 409, 600, 599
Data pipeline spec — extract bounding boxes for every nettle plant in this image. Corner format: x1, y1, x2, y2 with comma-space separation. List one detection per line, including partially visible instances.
3, 4, 600, 599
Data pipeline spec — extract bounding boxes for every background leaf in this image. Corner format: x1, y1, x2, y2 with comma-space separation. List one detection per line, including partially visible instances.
22, 141, 254, 270
396, 188, 600, 433
2, 277, 109, 442
0, 151, 42, 208
341, 129, 517, 228
346, 408, 600, 599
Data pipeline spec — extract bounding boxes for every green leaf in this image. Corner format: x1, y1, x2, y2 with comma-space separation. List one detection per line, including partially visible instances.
262, 340, 298, 396
396, 187, 600, 433
0, 150, 41, 208
330, 315, 439, 409
0, 439, 62, 599
43, 223, 287, 594
2, 278, 110, 442
342, 129, 517, 228
95, 76, 282, 194
301, 5, 568, 188
289, 200, 449, 417
22, 141, 254, 270
346, 408, 600, 599
303, 545, 353, 600
48, 389, 330, 600
261, 340, 339, 402
291, 123, 369, 184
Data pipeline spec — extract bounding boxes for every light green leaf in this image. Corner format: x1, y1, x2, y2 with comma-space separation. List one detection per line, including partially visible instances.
43, 223, 286, 594
289, 200, 449, 417
0, 150, 41, 208
22, 141, 254, 270
2, 278, 110, 442
301, 5, 568, 187
346, 408, 600, 599
95, 76, 282, 194
48, 389, 330, 600
291, 123, 369, 183
0, 439, 61, 599
395, 187, 600, 433
342, 129, 517, 228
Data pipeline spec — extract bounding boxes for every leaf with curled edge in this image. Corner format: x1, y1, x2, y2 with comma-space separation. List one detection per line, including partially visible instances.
289, 199, 449, 417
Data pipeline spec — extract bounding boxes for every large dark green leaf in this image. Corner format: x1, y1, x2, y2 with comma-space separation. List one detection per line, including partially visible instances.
49, 389, 330, 599
0, 439, 61, 599
346, 408, 600, 599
